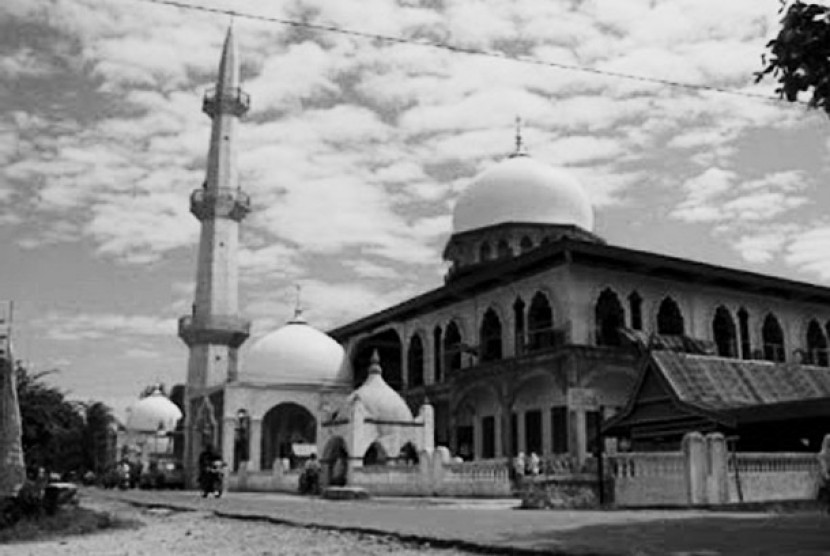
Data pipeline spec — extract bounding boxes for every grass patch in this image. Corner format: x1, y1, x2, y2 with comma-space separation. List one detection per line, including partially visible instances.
0, 505, 140, 544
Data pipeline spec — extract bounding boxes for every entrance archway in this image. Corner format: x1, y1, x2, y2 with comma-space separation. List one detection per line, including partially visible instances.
260, 402, 316, 470
322, 436, 349, 487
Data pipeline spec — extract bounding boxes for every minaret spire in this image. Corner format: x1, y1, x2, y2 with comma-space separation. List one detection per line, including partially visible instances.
180, 27, 251, 486
509, 116, 529, 158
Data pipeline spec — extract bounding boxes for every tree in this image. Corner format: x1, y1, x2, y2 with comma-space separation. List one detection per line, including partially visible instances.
757, 1, 830, 115
15, 362, 116, 477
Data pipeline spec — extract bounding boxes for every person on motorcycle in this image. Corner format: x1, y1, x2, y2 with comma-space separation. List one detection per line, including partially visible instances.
198, 443, 222, 497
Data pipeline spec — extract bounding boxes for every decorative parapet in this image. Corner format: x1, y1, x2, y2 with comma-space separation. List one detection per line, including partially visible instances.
202, 86, 250, 117
728, 452, 820, 474
178, 314, 250, 348
190, 187, 251, 222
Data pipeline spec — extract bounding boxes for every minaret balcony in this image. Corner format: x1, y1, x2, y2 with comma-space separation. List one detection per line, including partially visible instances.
190, 187, 251, 221
178, 314, 250, 348
202, 86, 250, 117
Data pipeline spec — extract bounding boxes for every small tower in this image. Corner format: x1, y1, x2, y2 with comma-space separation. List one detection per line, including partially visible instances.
179, 26, 251, 481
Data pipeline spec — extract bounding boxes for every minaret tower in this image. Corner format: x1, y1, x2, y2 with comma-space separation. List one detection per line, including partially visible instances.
179, 26, 250, 476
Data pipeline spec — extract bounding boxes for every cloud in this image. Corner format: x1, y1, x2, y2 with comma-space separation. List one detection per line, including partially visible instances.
32, 312, 176, 341
784, 225, 830, 282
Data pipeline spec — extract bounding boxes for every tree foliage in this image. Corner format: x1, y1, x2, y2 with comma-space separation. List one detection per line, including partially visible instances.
757, 1, 830, 115
14, 362, 116, 477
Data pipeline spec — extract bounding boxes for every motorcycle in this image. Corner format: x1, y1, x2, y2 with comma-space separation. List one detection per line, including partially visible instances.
200, 459, 225, 498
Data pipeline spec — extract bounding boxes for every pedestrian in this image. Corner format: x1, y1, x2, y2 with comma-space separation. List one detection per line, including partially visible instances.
512, 452, 526, 490
528, 452, 540, 476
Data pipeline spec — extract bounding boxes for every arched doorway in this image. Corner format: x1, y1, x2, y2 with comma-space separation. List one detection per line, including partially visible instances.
712, 306, 737, 358
762, 313, 785, 362
363, 441, 388, 466
443, 321, 463, 374
408, 334, 425, 387
322, 436, 349, 487
527, 292, 554, 351
260, 403, 316, 471
595, 289, 624, 346
479, 308, 503, 361
657, 297, 684, 335
806, 319, 828, 366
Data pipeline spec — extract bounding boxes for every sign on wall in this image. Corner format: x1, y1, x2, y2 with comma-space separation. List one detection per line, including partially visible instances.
567, 388, 599, 411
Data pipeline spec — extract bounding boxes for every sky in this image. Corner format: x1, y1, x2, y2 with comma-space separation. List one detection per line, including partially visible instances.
3, 0, 830, 420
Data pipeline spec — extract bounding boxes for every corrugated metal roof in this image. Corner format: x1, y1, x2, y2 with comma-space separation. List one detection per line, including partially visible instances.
652, 351, 830, 412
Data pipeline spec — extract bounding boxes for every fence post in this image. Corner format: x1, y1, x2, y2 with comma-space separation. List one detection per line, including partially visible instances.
706, 433, 729, 505
682, 432, 706, 506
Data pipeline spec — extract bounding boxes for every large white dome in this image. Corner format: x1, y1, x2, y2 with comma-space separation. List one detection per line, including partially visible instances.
126, 388, 182, 433
452, 155, 594, 234
244, 314, 350, 385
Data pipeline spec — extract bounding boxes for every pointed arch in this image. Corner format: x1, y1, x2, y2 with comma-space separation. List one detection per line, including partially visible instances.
712, 306, 737, 358
479, 242, 492, 262
595, 288, 625, 346
806, 319, 828, 366
762, 313, 785, 362
628, 291, 643, 331
480, 308, 503, 361
657, 297, 684, 335
513, 296, 526, 355
443, 320, 463, 373
408, 333, 425, 387
520, 236, 534, 253
527, 291, 554, 352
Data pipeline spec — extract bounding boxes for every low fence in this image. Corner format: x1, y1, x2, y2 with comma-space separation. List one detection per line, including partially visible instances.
441, 457, 512, 497
727, 452, 820, 503
608, 451, 687, 507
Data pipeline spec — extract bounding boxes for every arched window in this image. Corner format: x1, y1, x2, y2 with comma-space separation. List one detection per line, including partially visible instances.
497, 240, 511, 258
595, 289, 624, 346
443, 321, 462, 373
520, 236, 534, 253
513, 297, 526, 355
628, 291, 643, 331
480, 308, 503, 361
712, 306, 737, 358
738, 307, 751, 359
527, 292, 554, 352
408, 334, 424, 386
479, 242, 492, 262
433, 326, 442, 383
806, 319, 828, 366
657, 297, 685, 335
762, 314, 785, 362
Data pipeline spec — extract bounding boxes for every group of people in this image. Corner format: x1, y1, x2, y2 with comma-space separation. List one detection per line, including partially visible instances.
511, 452, 541, 488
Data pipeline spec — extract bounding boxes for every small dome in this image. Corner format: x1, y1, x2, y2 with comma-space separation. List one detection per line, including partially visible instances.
126, 387, 182, 433
349, 352, 413, 422
244, 313, 350, 385
452, 155, 593, 234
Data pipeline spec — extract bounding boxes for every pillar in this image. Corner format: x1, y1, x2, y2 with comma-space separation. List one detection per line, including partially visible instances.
248, 418, 262, 472
541, 407, 552, 455
569, 408, 587, 465
221, 417, 235, 469
683, 432, 707, 506
706, 433, 729, 505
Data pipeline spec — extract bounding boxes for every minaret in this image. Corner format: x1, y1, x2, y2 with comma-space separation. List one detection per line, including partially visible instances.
179, 26, 250, 478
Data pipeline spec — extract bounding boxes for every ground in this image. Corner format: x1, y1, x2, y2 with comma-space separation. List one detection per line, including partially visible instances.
1, 488, 829, 556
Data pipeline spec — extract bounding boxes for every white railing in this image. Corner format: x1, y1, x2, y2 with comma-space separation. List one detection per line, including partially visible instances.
609, 452, 685, 478
446, 458, 510, 481
728, 452, 819, 474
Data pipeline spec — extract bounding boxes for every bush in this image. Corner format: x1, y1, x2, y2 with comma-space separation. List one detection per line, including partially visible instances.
15, 480, 45, 519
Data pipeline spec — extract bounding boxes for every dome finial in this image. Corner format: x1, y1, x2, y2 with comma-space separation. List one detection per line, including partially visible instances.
368, 350, 382, 375
510, 116, 528, 159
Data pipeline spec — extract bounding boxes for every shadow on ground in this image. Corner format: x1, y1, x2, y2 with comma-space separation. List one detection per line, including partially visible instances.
497, 513, 830, 556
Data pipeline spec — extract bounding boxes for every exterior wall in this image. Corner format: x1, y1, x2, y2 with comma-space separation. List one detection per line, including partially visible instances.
608, 433, 824, 508
567, 265, 830, 360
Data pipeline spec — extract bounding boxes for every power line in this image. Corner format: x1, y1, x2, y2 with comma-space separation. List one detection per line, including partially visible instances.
135, 0, 804, 107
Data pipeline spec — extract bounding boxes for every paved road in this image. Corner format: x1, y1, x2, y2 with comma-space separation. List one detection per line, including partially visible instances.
94, 489, 830, 555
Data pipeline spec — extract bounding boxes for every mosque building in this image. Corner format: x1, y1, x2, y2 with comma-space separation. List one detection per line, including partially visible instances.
179, 28, 830, 486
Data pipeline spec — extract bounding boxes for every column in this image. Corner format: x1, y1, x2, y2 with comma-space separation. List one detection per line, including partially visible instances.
494, 410, 503, 457
683, 432, 707, 506
248, 418, 262, 472
221, 417, 235, 468
474, 416, 483, 460
569, 408, 587, 465
541, 406, 552, 455
517, 410, 526, 454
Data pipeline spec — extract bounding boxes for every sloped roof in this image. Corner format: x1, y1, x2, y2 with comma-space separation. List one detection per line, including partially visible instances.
652, 351, 830, 412
605, 351, 830, 437
619, 329, 716, 355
